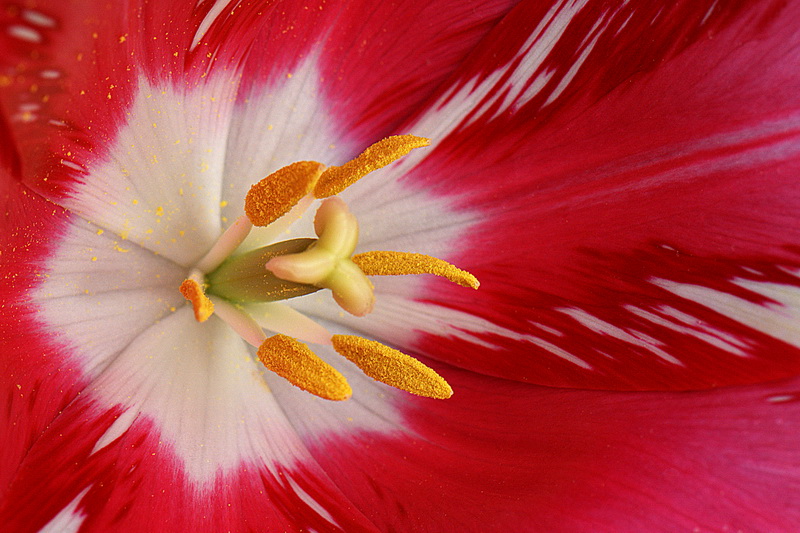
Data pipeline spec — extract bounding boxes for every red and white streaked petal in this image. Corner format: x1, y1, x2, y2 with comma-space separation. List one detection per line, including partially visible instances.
308, 0, 800, 390
24, 204, 405, 452
1, 399, 382, 532
4, 285, 398, 530
304, 367, 800, 532
4, 1, 800, 532
0, 182, 83, 494
0, 1, 133, 197
0, 0, 520, 202
6, 206, 399, 529
0, 0, 265, 198
222, 0, 521, 145
39, 489, 89, 533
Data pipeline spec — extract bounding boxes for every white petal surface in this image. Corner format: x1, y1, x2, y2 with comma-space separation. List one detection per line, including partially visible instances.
61, 77, 241, 266
86, 309, 311, 483
33, 217, 184, 378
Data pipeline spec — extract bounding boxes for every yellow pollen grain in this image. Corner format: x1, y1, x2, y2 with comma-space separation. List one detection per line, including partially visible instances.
244, 161, 325, 226
331, 335, 453, 399
179, 278, 214, 322
352, 251, 479, 289
257, 334, 352, 401
314, 135, 429, 198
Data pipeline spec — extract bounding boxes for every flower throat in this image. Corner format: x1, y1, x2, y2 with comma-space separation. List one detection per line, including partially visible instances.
179, 136, 478, 401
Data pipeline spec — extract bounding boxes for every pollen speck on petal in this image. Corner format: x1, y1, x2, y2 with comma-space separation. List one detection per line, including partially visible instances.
331, 334, 453, 399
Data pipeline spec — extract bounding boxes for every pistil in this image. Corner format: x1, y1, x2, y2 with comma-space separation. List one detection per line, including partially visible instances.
265, 197, 375, 316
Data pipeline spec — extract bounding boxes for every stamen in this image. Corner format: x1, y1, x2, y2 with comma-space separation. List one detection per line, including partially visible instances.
242, 302, 332, 345
179, 278, 215, 322
257, 334, 352, 401
353, 251, 480, 289
210, 297, 266, 348
331, 335, 453, 399
314, 135, 429, 198
195, 215, 253, 273
245, 161, 325, 226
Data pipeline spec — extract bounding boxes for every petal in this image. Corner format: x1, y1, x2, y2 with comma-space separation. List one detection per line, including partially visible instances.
0, 0, 296, 199
0, 181, 84, 493
330, 0, 800, 390
0, 1, 249, 264
305, 363, 800, 531
224, 0, 521, 156
31, 218, 388, 484
0, 401, 381, 532
1, 305, 388, 531
0, 1, 134, 197
218, 0, 522, 224
0, 0, 522, 228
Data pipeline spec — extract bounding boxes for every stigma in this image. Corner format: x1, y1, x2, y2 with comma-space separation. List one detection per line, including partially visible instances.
179, 135, 477, 401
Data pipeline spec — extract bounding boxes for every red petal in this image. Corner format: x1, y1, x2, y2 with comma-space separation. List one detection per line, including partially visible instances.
0, 152, 84, 494
315, 0, 521, 142
305, 365, 800, 531
0, 0, 520, 201
217, 0, 524, 195
0, 2, 134, 198
0, 0, 273, 198
398, 0, 800, 390
0, 399, 380, 532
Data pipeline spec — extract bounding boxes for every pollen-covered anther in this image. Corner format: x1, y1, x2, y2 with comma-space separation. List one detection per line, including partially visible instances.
331, 335, 453, 399
245, 160, 325, 226
314, 135, 430, 198
353, 251, 479, 289
179, 278, 214, 322
258, 334, 352, 401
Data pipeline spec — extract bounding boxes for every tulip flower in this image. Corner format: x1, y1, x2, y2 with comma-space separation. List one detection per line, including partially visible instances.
1, 0, 799, 531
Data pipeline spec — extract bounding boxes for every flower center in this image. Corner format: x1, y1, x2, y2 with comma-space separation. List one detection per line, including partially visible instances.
179, 135, 479, 401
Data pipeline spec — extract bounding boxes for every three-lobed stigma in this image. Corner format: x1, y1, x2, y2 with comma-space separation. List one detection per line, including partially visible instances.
179, 135, 477, 401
